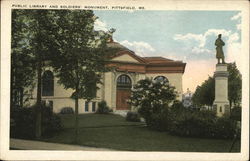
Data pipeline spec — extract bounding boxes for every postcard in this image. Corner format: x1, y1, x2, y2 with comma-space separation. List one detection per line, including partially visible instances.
1, 0, 249, 160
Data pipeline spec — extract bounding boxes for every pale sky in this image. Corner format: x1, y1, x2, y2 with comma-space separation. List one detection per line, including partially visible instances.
94, 10, 242, 92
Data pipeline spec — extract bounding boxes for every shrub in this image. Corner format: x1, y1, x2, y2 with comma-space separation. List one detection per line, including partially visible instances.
10, 105, 62, 139
10, 106, 36, 139
168, 106, 238, 139
230, 106, 241, 121
96, 100, 110, 114
129, 78, 178, 130
169, 101, 187, 117
168, 110, 217, 138
171, 100, 185, 110
60, 107, 74, 114
211, 116, 238, 139
128, 77, 239, 139
126, 111, 140, 122
41, 106, 63, 138
143, 107, 170, 131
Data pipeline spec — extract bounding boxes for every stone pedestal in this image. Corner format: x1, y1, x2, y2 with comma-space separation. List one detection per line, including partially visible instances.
213, 64, 230, 117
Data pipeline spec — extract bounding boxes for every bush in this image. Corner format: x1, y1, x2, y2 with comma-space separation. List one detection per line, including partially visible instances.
10, 105, 62, 139
10, 107, 36, 139
168, 106, 238, 139
129, 95, 239, 139
96, 100, 110, 114
144, 107, 170, 131
129, 78, 178, 131
169, 101, 187, 117
171, 101, 185, 110
168, 109, 217, 138
126, 111, 140, 122
60, 107, 74, 114
230, 106, 241, 121
41, 106, 63, 138
211, 116, 238, 139
128, 77, 239, 139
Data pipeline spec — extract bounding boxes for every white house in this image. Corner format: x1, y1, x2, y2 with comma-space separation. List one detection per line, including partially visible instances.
182, 88, 193, 107
26, 40, 186, 113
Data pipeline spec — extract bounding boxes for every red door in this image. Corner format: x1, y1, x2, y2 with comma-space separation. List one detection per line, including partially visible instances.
116, 89, 131, 110
116, 74, 132, 110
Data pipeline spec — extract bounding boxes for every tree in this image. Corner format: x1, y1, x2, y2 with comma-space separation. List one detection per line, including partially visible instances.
228, 62, 242, 108
192, 76, 215, 108
11, 10, 59, 138
192, 63, 242, 110
50, 10, 112, 143
129, 78, 177, 129
26, 10, 60, 138
11, 10, 36, 108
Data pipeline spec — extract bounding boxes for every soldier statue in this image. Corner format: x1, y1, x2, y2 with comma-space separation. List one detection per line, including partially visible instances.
215, 34, 225, 64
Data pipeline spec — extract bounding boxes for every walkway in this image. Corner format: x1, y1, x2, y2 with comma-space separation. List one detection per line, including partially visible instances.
10, 138, 115, 151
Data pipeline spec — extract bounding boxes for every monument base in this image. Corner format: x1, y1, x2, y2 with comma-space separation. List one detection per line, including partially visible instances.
213, 101, 230, 117
213, 63, 230, 117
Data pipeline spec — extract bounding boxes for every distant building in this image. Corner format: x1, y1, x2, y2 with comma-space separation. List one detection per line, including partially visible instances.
24, 40, 186, 113
182, 88, 193, 107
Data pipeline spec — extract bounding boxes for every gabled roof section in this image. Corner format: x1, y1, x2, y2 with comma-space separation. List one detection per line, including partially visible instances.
143, 57, 175, 64
106, 41, 146, 63
143, 57, 186, 73
110, 50, 147, 64
107, 41, 128, 50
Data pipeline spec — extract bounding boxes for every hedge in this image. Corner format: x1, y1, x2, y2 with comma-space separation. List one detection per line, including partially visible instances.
10, 105, 62, 139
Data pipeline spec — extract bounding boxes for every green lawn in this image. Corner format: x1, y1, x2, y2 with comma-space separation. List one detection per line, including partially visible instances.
41, 113, 240, 152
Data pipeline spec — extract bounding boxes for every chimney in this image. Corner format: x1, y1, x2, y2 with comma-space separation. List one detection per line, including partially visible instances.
108, 35, 114, 43
107, 28, 116, 43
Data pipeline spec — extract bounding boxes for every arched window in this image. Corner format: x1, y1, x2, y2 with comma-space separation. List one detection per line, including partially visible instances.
154, 76, 169, 83
117, 74, 132, 88
42, 70, 54, 96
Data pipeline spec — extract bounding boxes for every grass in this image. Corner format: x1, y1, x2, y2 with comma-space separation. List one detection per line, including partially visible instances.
41, 113, 240, 152
60, 113, 144, 128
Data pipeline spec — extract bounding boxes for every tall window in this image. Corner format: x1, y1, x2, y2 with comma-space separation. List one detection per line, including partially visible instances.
154, 76, 169, 83
117, 74, 132, 88
42, 70, 54, 96
85, 101, 89, 112
92, 102, 96, 112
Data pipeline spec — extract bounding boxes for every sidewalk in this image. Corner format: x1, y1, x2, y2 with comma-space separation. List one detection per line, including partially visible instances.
10, 138, 115, 151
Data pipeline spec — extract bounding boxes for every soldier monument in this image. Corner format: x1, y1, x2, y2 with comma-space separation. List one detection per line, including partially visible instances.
213, 34, 230, 117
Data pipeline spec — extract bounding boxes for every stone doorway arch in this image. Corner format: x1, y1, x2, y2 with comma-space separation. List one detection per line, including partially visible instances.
116, 74, 132, 110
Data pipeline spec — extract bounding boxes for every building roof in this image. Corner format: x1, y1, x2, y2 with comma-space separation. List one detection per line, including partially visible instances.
107, 41, 128, 50
143, 57, 174, 63
106, 41, 186, 73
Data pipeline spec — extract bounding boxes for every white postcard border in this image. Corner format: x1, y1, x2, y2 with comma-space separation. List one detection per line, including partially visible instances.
1, 0, 249, 160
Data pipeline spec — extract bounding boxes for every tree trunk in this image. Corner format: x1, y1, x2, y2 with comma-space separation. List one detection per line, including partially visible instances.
35, 54, 42, 138
10, 68, 14, 108
35, 10, 43, 139
74, 87, 79, 143
229, 100, 232, 114
20, 87, 23, 107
